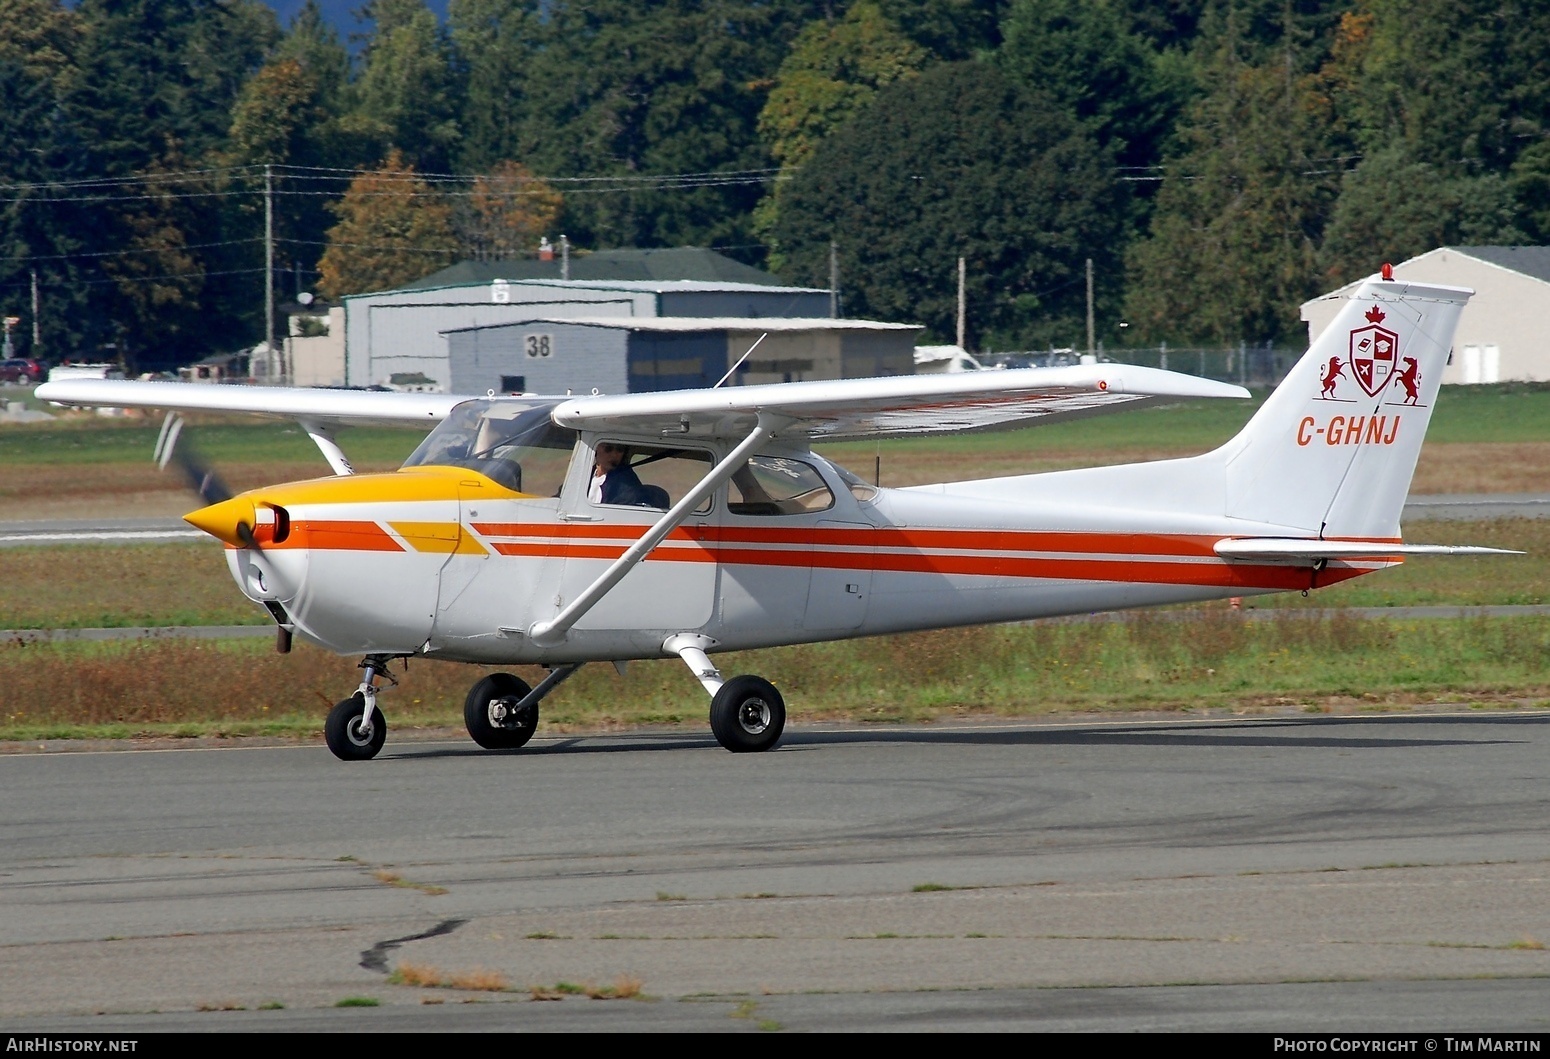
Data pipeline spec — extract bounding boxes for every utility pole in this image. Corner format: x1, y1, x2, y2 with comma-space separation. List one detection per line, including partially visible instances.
30, 268, 40, 358
1085, 257, 1095, 358
560, 234, 570, 281
956, 255, 966, 350
828, 240, 838, 319
264, 164, 279, 381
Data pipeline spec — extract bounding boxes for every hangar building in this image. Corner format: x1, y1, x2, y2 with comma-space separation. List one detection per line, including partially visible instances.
337, 277, 835, 390
1300, 246, 1550, 384
443, 316, 922, 395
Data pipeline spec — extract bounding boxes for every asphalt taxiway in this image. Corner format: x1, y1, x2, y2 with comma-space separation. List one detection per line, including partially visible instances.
1, 713, 1547, 1031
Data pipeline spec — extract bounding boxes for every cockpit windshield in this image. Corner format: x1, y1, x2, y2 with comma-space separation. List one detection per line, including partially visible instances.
402, 399, 576, 496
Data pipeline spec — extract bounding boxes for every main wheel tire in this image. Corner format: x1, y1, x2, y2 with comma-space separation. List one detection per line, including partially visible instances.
324, 692, 387, 761
465, 672, 538, 750
709, 675, 785, 753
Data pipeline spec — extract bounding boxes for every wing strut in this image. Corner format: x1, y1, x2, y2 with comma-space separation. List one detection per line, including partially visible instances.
297, 417, 355, 476
527, 412, 789, 647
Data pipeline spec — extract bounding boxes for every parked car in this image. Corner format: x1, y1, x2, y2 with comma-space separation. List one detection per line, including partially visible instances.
0, 357, 45, 384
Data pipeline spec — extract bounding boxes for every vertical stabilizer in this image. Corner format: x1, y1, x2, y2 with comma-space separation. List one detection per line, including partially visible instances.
1221, 277, 1470, 537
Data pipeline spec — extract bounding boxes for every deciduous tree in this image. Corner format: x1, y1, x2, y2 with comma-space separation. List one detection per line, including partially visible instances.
457, 161, 563, 261
317, 151, 456, 297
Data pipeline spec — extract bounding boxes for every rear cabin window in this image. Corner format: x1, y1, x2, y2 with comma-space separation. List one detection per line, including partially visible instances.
589, 443, 713, 513
728, 456, 835, 516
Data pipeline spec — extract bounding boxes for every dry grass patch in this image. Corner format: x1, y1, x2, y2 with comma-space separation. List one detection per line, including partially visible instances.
529, 976, 643, 1001
372, 869, 448, 896
390, 961, 511, 992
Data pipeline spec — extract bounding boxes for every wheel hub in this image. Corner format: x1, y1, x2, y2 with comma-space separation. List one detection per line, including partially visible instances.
738, 697, 771, 735
347, 717, 373, 746
488, 697, 531, 730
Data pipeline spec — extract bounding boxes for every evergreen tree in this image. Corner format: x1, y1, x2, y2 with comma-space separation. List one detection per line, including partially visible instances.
1319, 146, 1526, 284
510, 1, 821, 253
875, 0, 1008, 60
1123, 6, 1342, 345
43, 0, 280, 366
274, 0, 351, 110
774, 61, 1124, 350
0, 0, 84, 360
346, 0, 460, 172
450, 0, 544, 172
63, 0, 280, 175
1319, 0, 1550, 251
1331, 0, 1550, 177
998, 0, 1186, 175
754, 2, 929, 264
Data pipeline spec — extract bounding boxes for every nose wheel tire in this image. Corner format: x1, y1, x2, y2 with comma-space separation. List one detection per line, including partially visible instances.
709, 675, 785, 753
465, 673, 539, 750
324, 693, 387, 761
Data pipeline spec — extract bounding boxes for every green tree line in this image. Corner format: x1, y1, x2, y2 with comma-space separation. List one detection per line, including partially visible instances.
1, 0, 1546, 371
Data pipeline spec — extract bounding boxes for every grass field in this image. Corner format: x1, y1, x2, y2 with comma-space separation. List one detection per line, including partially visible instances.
2, 613, 1545, 742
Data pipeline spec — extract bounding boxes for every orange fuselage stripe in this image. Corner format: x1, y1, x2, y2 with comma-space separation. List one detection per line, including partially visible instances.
258, 518, 1376, 592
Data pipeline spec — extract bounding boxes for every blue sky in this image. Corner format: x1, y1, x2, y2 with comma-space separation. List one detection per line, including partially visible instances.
260, 1, 451, 36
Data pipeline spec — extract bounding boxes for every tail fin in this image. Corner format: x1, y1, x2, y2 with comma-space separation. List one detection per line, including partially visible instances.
1221, 276, 1471, 537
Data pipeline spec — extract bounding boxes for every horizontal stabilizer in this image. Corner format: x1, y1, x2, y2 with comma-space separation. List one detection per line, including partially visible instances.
1215, 537, 1521, 564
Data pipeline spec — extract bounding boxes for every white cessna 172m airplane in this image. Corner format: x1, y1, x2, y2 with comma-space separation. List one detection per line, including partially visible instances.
37, 274, 1509, 762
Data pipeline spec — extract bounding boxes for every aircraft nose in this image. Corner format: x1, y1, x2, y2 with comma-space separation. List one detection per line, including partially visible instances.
184, 496, 258, 547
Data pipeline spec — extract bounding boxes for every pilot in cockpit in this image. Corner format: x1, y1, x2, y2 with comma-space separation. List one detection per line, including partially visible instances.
588, 442, 645, 505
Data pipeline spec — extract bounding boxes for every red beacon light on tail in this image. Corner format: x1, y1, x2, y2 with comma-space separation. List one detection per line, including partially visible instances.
1382, 262, 1394, 280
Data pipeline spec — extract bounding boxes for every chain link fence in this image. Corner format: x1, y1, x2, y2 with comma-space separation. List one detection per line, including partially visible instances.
986, 345, 1303, 389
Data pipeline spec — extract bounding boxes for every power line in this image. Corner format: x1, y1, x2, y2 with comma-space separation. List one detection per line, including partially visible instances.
2, 238, 263, 265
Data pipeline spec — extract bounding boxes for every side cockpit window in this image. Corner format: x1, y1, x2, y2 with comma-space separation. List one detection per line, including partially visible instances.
589, 443, 713, 512
728, 456, 835, 516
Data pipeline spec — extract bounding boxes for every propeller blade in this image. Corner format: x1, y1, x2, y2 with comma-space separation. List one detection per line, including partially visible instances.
155, 411, 235, 506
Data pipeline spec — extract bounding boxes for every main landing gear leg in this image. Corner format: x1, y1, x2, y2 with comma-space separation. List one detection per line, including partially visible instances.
464, 663, 582, 751
665, 634, 785, 754
325, 655, 396, 761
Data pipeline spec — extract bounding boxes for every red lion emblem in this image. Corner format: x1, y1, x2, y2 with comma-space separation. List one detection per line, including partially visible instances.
1319, 356, 1344, 398
1393, 356, 1421, 405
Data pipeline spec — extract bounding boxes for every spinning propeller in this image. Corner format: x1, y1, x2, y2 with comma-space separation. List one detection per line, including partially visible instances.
155, 412, 265, 550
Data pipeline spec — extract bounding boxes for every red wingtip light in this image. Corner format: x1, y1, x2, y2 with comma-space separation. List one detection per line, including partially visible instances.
1381, 262, 1394, 280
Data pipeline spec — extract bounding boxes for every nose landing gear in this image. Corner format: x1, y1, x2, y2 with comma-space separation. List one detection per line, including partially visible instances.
324, 655, 396, 761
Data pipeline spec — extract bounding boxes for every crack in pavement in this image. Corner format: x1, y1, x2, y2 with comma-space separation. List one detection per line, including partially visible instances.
361, 918, 467, 973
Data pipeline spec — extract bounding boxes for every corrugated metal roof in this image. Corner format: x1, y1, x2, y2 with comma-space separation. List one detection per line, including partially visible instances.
441, 316, 920, 335
402, 247, 806, 290
1452, 245, 1550, 283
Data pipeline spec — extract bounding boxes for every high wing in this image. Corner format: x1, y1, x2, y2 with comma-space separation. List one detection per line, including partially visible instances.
33, 378, 465, 476
550, 364, 1250, 440
38, 364, 1249, 443
33, 378, 462, 426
